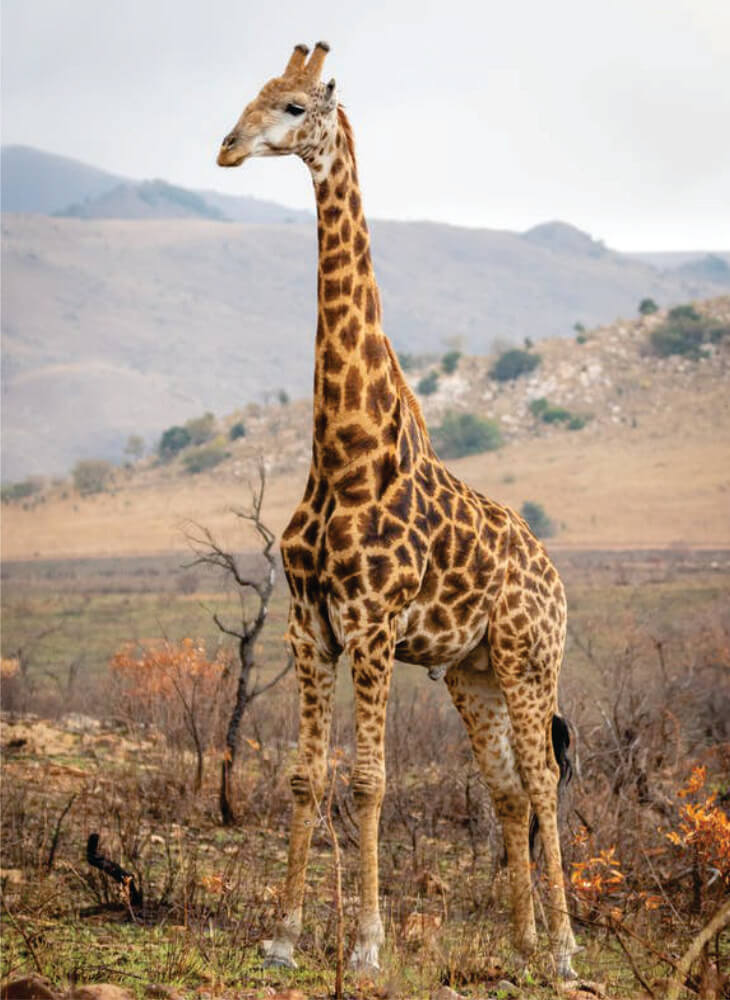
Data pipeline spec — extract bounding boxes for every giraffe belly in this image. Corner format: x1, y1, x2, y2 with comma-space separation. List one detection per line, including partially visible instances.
393, 594, 489, 671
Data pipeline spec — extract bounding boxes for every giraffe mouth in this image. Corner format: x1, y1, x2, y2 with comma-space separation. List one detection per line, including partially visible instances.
217, 151, 247, 168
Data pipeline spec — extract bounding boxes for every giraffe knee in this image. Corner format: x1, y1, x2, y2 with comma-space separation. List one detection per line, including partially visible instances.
351, 763, 385, 808
289, 762, 326, 805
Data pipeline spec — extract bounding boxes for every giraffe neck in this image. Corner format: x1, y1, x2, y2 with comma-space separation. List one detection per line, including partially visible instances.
309, 108, 410, 475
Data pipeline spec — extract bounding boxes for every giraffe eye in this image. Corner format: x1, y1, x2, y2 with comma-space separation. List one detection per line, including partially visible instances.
285, 103, 306, 117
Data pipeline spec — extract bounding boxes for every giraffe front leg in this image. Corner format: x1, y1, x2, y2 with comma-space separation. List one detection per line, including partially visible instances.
265, 636, 337, 969
347, 629, 394, 973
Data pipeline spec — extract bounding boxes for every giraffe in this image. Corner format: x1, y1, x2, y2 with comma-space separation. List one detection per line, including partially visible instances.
217, 42, 579, 980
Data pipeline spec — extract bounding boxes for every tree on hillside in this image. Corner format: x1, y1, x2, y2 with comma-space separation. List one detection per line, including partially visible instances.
186, 460, 292, 825
441, 350, 461, 374
72, 459, 114, 495
159, 425, 191, 460
433, 411, 502, 458
185, 412, 217, 445
417, 371, 439, 396
639, 297, 659, 315
490, 348, 541, 382
124, 434, 145, 461
520, 500, 556, 539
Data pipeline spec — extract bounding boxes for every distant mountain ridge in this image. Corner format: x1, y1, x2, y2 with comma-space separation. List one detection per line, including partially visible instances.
1, 145, 312, 224
1, 146, 124, 214
2, 146, 730, 481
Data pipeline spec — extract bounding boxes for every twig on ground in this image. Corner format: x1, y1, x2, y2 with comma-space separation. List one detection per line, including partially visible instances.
610, 921, 656, 998
666, 898, 730, 1000
1, 895, 43, 974
324, 756, 345, 1000
46, 793, 77, 871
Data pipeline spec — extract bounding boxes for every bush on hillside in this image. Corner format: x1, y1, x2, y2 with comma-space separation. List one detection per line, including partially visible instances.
433, 411, 502, 459
124, 434, 145, 461
647, 304, 727, 360
530, 397, 589, 430
73, 459, 114, 495
668, 304, 701, 322
441, 350, 462, 374
417, 371, 439, 396
541, 405, 572, 424
229, 421, 247, 441
520, 500, 555, 539
185, 412, 217, 446
183, 442, 229, 475
159, 425, 192, 460
1, 479, 43, 503
639, 297, 659, 315
490, 348, 541, 382
650, 324, 706, 359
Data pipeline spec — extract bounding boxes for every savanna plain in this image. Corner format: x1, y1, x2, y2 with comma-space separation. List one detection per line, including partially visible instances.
2, 308, 729, 1000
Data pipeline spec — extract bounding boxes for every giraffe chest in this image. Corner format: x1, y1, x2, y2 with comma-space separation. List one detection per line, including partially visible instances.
282, 469, 508, 669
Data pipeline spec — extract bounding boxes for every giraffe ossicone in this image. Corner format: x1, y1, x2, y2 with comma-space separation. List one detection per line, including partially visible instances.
217, 41, 579, 981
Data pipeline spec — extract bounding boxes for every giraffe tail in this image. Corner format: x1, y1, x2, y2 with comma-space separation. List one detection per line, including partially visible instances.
528, 714, 573, 857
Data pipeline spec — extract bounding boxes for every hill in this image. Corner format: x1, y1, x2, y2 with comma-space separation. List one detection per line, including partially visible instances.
3, 298, 729, 558
1, 146, 123, 214
3, 204, 730, 480
0, 145, 312, 223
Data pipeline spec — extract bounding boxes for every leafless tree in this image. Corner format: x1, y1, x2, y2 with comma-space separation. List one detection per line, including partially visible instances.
186, 460, 292, 824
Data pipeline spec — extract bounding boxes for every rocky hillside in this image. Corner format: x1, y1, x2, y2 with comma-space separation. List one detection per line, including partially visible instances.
4, 210, 729, 481
11, 296, 727, 489
3, 297, 729, 558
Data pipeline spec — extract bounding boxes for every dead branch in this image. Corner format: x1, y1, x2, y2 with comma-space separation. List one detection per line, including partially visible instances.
86, 833, 143, 908
610, 921, 656, 997
324, 758, 345, 1000
185, 458, 292, 824
665, 898, 730, 1000
0, 895, 43, 974
46, 794, 77, 871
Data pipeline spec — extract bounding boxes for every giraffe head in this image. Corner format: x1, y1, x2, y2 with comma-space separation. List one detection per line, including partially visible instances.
217, 42, 338, 177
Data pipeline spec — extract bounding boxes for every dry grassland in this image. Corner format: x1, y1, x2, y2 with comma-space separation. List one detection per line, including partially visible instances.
3, 417, 729, 562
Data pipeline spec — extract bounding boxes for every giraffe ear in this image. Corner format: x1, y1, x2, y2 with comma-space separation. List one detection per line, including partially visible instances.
325, 78, 336, 98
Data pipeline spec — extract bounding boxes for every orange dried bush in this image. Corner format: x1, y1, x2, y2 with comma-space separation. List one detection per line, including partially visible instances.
668, 764, 730, 886
571, 844, 626, 908
110, 638, 233, 789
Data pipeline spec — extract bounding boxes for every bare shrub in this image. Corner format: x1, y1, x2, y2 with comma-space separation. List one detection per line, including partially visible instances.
110, 637, 234, 791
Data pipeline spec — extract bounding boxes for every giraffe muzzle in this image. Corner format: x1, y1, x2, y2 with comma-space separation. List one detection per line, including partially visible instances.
217, 132, 251, 167
217, 146, 248, 168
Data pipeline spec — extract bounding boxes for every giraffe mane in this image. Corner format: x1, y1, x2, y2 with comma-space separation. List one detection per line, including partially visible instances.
334, 106, 429, 439
383, 337, 429, 438
337, 106, 358, 179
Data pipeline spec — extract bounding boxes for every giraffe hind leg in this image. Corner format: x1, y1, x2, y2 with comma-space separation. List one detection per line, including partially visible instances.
488, 630, 578, 978
446, 650, 538, 962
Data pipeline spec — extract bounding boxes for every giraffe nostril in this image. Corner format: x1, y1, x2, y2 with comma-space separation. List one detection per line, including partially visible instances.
223, 133, 237, 149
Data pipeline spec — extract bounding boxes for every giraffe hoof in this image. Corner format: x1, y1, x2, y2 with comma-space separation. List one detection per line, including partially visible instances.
261, 939, 298, 969
348, 942, 381, 974
556, 956, 578, 980
264, 956, 298, 970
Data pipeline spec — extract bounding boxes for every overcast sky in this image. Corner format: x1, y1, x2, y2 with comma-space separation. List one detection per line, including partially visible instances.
2, 0, 729, 250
